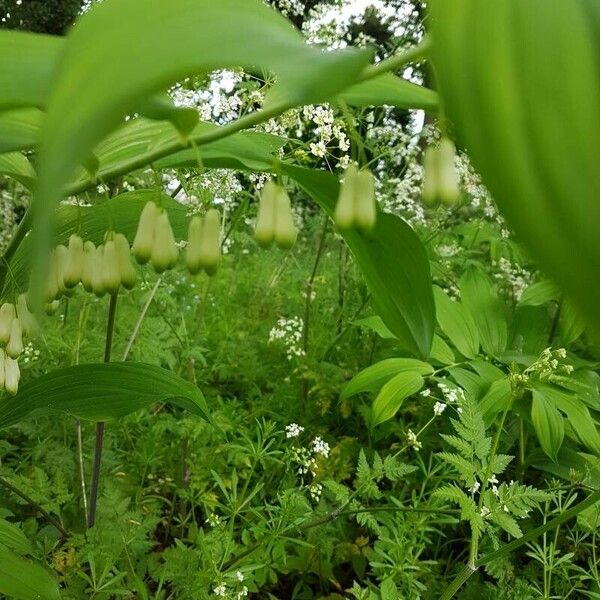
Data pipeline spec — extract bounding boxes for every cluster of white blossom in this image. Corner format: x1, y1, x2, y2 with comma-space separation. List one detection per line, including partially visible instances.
212, 571, 247, 599
268, 316, 305, 360
492, 257, 533, 302
0, 191, 17, 254
285, 422, 304, 438
270, 0, 304, 18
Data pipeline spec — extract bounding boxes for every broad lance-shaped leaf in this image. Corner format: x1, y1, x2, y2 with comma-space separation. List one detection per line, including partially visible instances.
0, 108, 43, 153
0, 519, 32, 556
0, 362, 212, 430
433, 285, 479, 359
429, 0, 600, 336
371, 371, 424, 427
0, 547, 59, 600
340, 73, 438, 112
285, 164, 435, 358
30, 0, 370, 304
531, 390, 564, 461
459, 267, 508, 357
0, 152, 36, 190
341, 358, 433, 400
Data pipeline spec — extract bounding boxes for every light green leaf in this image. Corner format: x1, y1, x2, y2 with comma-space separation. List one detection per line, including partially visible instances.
518, 280, 560, 307
340, 73, 438, 112
353, 315, 397, 340
0, 547, 59, 600
429, 334, 455, 365
459, 267, 508, 356
285, 164, 435, 357
430, 1, 600, 336
0, 108, 43, 153
433, 285, 479, 358
0, 519, 32, 556
0, 362, 212, 430
0, 152, 36, 190
479, 378, 512, 424
371, 371, 424, 427
341, 358, 433, 401
531, 390, 564, 461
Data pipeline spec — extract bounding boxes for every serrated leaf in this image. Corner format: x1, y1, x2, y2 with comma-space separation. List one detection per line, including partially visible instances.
371, 371, 424, 427
0, 362, 212, 430
490, 510, 522, 539
433, 285, 479, 358
341, 358, 433, 401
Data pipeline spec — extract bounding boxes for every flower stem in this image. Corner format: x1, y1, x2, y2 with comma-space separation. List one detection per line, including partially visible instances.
87, 292, 118, 529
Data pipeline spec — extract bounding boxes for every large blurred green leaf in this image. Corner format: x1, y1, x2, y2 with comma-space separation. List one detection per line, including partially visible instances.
430, 0, 600, 335
0, 108, 43, 153
0, 547, 59, 600
30, 0, 370, 300
0, 362, 211, 430
285, 164, 435, 358
340, 73, 438, 112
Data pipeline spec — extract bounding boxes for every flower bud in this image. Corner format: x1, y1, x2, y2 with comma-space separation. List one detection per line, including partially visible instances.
45, 300, 60, 315
150, 210, 178, 273
44, 252, 60, 303
254, 180, 278, 248
102, 239, 121, 295
92, 244, 107, 297
81, 241, 96, 293
4, 355, 20, 395
55, 244, 74, 298
334, 164, 359, 230
274, 188, 297, 250
0, 350, 5, 390
199, 209, 221, 275
63, 234, 84, 288
16, 294, 38, 338
0, 303, 15, 346
438, 137, 460, 204
114, 233, 137, 290
353, 168, 376, 232
6, 317, 23, 358
185, 215, 204, 275
133, 201, 158, 264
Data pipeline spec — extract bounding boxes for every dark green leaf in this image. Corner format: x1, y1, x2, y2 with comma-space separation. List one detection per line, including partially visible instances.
0, 362, 212, 430
371, 371, 424, 427
0, 519, 32, 556
0, 547, 59, 600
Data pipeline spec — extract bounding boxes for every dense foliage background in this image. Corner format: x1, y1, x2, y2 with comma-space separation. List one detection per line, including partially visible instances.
1, 1, 600, 599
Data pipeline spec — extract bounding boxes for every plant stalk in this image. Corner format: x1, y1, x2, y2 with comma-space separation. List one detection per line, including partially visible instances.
87, 292, 118, 528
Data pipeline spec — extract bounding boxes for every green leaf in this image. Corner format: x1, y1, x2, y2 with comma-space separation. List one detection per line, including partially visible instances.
429, 334, 455, 365
285, 164, 435, 357
430, 1, 600, 336
341, 358, 433, 401
353, 315, 397, 340
0, 519, 33, 556
0, 108, 42, 153
558, 299, 585, 346
518, 280, 560, 307
531, 390, 564, 461
433, 286, 479, 358
371, 371, 424, 427
0, 362, 212, 430
459, 267, 508, 356
30, 0, 370, 298
0, 547, 59, 600
479, 378, 512, 424
340, 73, 438, 112
534, 384, 600, 456
0, 152, 36, 190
